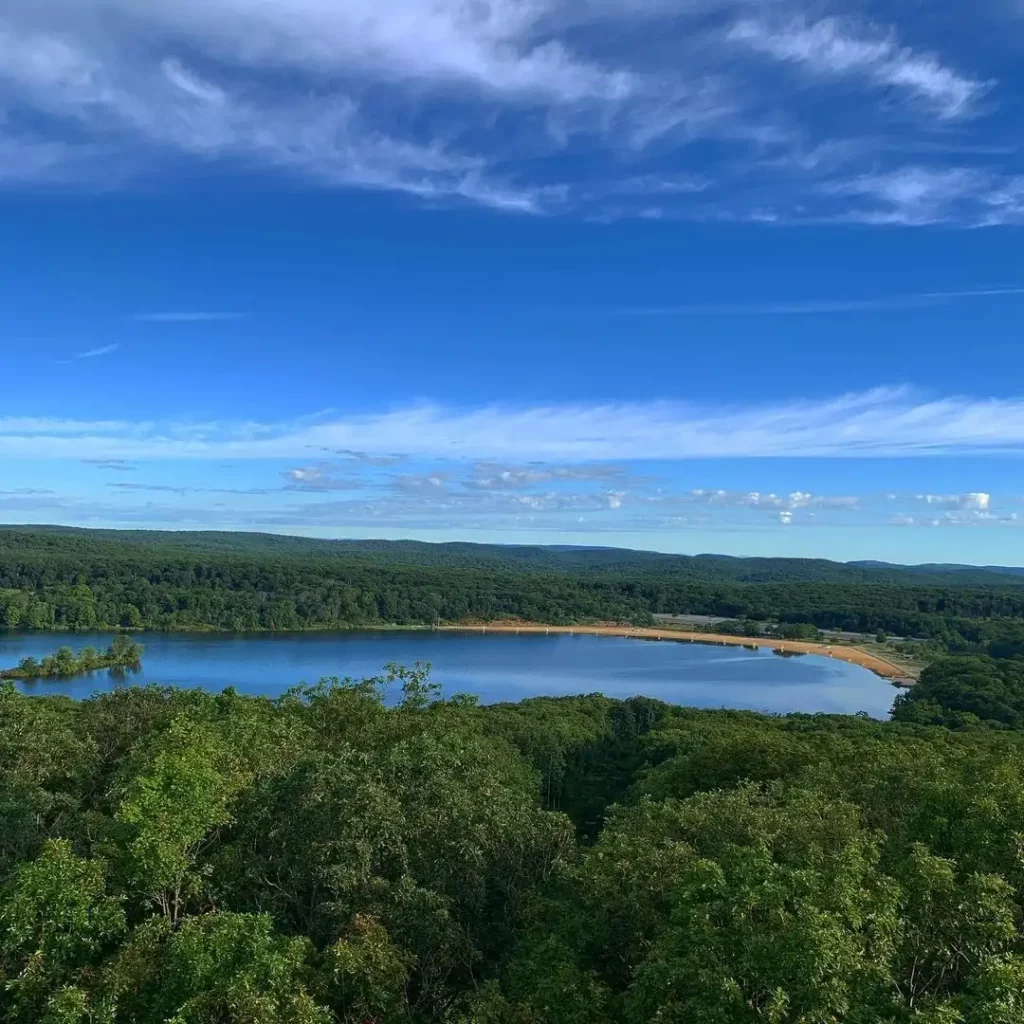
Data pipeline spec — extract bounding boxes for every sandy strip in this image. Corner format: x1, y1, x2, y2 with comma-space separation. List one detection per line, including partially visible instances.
439, 624, 913, 681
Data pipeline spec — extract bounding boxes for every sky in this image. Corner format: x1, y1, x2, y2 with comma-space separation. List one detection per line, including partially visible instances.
3, 1, 1024, 564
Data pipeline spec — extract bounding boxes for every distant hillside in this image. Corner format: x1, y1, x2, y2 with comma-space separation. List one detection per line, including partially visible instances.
850, 559, 1024, 581
4, 524, 1024, 587
5, 525, 1024, 648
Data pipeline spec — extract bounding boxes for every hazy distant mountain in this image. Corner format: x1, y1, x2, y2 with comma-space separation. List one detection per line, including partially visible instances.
5, 525, 1024, 588
850, 559, 1024, 578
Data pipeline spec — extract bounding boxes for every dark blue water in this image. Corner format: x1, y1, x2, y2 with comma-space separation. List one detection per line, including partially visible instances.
0, 631, 896, 717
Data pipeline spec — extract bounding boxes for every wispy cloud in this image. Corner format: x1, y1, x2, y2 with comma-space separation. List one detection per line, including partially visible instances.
689, 489, 860, 511
8, 388, 1024, 461
7, 468, 1024, 538
83, 458, 136, 472
282, 464, 362, 492
0, 10, 637, 212
822, 166, 1002, 225
107, 482, 190, 497
465, 462, 628, 490
0, 2, 1008, 224
605, 286, 1024, 316
107, 481, 276, 496
892, 505, 1020, 528
917, 492, 991, 511
392, 473, 452, 493
77, 344, 120, 359
327, 449, 408, 466
728, 16, 988, 119
131, 312, 248, 323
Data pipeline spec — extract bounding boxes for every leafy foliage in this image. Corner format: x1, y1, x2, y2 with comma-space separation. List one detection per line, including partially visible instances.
893, 656, 1024, 728
4, 656, 1024, 1020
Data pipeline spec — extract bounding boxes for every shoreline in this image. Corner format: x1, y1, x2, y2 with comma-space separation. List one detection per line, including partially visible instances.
1, 623, 917, 684
439, 624, 915, 682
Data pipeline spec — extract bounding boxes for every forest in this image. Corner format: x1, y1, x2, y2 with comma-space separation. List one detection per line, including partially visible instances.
4, 527, 1024, 656
3, 655, 1024, 1022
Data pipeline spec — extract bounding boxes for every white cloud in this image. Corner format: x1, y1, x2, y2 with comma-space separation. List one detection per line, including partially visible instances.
0, 4, 662, 212
824, 166, 997, 225
8, 389, 1024, 461
688, 488, 859, 517
0, 18, 535, 208
99, 0, 638, 105
729, 16, 987, 119
465, 461, 626, 489
282, 464, 361, 491
918, 492, 991, 510
890, 500, 1021, 528
0, 2, 1007, 223
892, 492, 1024, 528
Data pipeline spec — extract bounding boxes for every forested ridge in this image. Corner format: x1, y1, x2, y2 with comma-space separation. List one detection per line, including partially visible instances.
4, 527, 1024, 655
3, 656, 1024, 1021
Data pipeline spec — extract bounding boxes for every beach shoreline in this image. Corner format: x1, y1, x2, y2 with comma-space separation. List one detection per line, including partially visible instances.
439, 623, 915, 682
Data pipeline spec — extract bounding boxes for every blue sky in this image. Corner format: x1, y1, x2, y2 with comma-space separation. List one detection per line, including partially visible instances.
3, 1, 1024, 563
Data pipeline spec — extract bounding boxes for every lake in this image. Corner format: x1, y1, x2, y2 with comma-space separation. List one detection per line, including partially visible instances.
0, 630, 897, 717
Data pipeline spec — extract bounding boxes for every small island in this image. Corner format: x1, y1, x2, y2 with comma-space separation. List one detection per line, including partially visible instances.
0, 635, 143, 680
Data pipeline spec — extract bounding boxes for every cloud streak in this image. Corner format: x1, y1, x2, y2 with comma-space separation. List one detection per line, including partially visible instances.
77, 344, 119, 359
729, 16, 988, 120
131, 312, 248, 323
83, 458, 136, 472
5, 388, 1024, 461
604, 286, 1024, 316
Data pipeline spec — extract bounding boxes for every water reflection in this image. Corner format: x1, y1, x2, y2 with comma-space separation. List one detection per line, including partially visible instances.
0, 630, 896, 718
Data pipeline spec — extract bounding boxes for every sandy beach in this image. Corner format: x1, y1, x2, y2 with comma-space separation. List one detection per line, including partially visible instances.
440, 623, 914, 681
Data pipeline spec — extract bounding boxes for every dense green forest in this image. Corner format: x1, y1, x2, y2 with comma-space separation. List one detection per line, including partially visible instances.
3, 656, 1024, 1022
4, 527, 1024, 656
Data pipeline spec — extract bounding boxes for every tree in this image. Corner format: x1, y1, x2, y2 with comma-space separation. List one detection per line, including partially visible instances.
114, 716, 246, 925
16, 656, 40, 677
322, 915, 413, 1021
107, 634, 142, 667
505, 786, 901, 1023
53, 647, 76, 677
101, 913, 330, 1023
890, 845, 1016, 1012
121, 603, 143, 629
0, 839, 124, 1022
3, 601, 21, 629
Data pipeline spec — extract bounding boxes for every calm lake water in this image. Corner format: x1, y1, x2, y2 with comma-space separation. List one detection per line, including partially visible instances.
0, 631, 896, 717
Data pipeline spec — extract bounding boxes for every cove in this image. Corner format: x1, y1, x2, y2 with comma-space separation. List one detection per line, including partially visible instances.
0, 630, 897, 717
